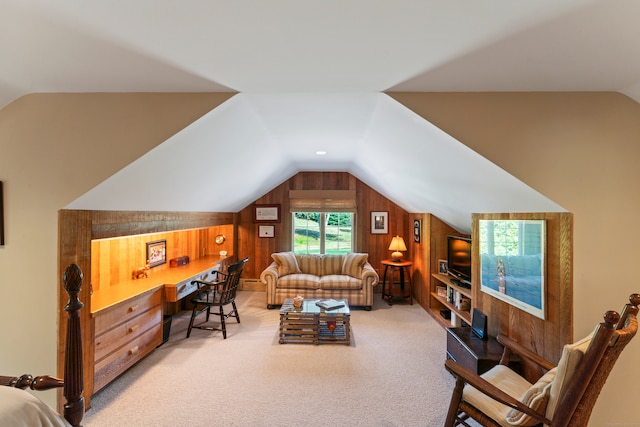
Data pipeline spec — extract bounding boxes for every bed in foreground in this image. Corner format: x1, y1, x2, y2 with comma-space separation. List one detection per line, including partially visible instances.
1, 264, 84, 427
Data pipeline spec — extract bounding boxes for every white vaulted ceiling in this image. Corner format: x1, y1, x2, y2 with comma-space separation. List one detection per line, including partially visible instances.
3, 0, 639, 232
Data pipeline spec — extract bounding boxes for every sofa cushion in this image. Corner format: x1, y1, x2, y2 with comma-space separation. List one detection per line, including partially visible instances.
296, 254, 323, 276
272, 252, 301, 277
319, 275, 363, 290
322, 254, 344, 276
342, 252, 369, 278
277, 274, 320, 290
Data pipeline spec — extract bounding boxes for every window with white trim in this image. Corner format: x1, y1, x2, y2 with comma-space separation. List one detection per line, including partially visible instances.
293, 212, 354, 254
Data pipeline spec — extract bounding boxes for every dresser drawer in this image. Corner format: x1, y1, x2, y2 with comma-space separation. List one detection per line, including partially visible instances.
94, 307, 161, 362
93, 325, 162, 392
94, 289, 162, 334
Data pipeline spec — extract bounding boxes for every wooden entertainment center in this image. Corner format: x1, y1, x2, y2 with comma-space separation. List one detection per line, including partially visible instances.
411, 211, 573, 382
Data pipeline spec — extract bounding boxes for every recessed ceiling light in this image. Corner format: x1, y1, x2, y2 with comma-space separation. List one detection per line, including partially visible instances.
316, 151, 327, 155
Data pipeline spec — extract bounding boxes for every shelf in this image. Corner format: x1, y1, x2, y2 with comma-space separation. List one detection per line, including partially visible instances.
432, 273, 473, 325
432, 273, 472, 299
431, 292, 472, 324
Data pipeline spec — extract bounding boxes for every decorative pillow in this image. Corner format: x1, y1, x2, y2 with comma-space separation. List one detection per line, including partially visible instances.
506, 368, 557, 426
545, 331, 593, 419
297, 254, 322, 276
271, 252, 301, 277
322, 254, 344, 276
342, 252, 368, 278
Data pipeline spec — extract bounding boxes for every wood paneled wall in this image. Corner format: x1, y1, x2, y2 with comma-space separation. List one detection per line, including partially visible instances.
472, 212, 573, 380
410, 213, 467, 309
91, 224, 234, 291
238, 172, 410, 279
57, 210, 236, 409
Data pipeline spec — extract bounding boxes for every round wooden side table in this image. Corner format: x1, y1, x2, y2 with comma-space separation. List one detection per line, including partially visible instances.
381, 259, 413, 305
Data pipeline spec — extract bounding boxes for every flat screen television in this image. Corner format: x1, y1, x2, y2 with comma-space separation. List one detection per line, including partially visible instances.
447, 235, 472, 286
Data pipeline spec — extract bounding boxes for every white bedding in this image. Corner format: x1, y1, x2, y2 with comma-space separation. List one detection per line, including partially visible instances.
0, 387, 71, 427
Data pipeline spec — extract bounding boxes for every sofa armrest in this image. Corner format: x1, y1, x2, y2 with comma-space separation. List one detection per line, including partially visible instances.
260, 262, 279, 287
362, 262, 379, 288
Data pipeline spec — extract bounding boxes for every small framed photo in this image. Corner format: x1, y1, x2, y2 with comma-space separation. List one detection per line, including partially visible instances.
438, 259, 448, 275
146, 240, 167, 268
254, 204, 281, 223
258, 225, 275, 238
371, 211, 388, 234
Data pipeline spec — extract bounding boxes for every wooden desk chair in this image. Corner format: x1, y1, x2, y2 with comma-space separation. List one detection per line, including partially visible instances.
444, 293, 639, 427
186, 257, 249, 339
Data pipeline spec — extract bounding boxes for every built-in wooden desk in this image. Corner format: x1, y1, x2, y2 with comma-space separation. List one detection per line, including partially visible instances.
91, 255, 229, 313
90, 255, 228, 392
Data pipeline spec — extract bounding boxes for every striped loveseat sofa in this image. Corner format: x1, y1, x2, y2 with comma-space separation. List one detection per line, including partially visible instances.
260, 252, 379, 310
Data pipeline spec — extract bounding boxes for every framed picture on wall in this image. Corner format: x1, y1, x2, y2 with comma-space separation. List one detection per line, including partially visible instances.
146, 240, 167, 268
254, 204, 281, 222
413, 219, 421, 243
479, 219, 546, 319
371, 211, 388, 234
258, 225, 275, 238
438, 259, 448, 275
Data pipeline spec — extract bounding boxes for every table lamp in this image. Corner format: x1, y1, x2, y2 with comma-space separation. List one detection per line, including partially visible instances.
388, 236, 407, 262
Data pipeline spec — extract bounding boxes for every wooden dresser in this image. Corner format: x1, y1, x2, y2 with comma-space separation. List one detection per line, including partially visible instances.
90, 255, 228, 393
93, 288, 163, 392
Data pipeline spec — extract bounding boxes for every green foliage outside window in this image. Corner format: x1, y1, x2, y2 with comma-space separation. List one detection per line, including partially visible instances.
293, 212, 353, 254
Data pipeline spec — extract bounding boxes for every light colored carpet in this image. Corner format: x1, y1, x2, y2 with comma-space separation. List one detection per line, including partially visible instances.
83, 291, 458, 426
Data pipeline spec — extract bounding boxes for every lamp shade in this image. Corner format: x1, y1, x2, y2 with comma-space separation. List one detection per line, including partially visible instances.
388, 236, 407, 261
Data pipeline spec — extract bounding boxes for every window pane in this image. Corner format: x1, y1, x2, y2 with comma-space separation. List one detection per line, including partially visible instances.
325, 212, 353, 254
293, 212, 321, 254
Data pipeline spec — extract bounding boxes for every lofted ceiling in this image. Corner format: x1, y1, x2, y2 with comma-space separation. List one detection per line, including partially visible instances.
3, 0, 640, 232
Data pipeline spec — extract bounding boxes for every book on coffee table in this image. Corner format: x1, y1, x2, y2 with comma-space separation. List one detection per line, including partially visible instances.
315, 299, 345, 310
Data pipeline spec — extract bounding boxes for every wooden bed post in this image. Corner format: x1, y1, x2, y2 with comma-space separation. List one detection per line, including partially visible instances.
62, 264, 85, 427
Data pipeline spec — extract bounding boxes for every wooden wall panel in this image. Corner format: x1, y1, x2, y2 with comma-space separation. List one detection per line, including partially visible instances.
411, 214, 467, 310
91, 211, 235, 239
472, 212, 573, 379
410, 214, 430, 308
238, 172, 410, 280
90, 225, 233, 291
356, 179, 409, 277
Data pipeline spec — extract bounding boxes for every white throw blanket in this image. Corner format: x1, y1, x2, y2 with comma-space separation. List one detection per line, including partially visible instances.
0, 387, 70, 427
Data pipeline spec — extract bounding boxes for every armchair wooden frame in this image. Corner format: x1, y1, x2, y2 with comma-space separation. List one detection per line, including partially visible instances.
444, 293, 639, 427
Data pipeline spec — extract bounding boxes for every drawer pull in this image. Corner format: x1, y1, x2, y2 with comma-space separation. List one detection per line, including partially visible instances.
128, 324, 139, 333
128, 346, 139, 355
128, 304, 139, 313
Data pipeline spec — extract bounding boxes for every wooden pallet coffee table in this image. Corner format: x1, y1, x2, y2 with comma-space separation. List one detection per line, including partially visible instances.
279, 299, 351, 345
